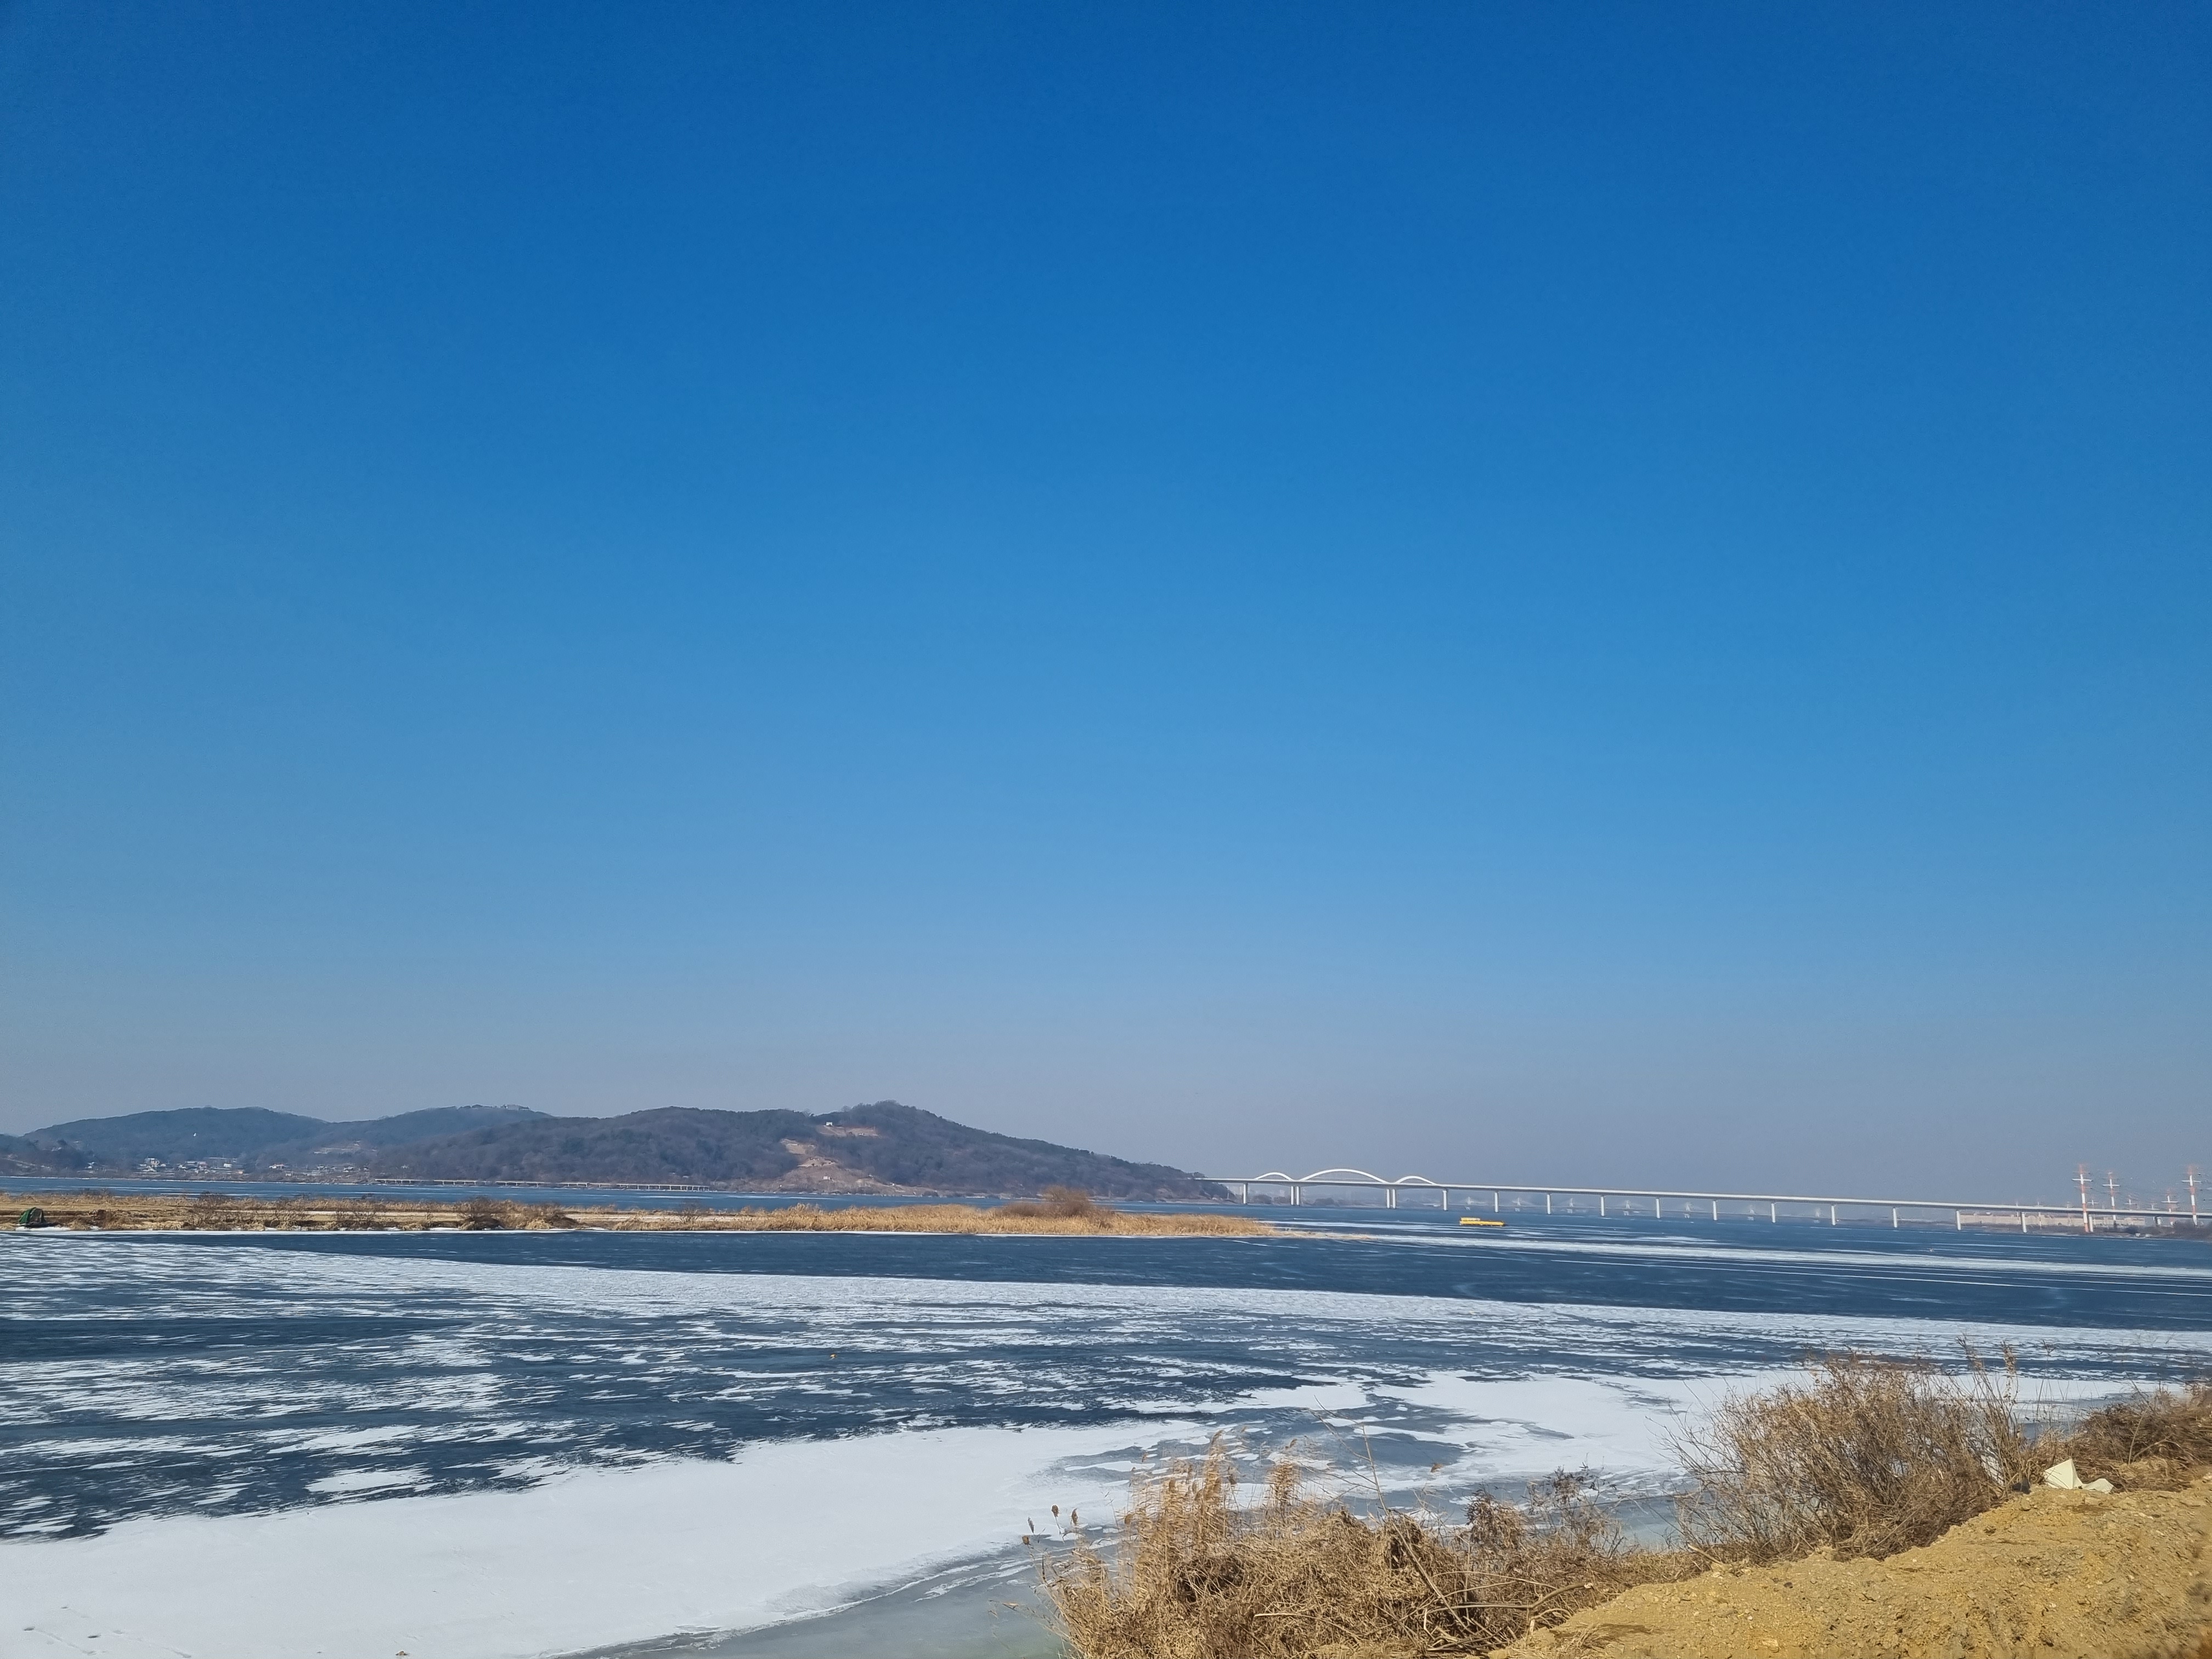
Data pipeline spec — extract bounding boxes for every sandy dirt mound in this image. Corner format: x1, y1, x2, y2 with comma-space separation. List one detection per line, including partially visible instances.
1504, 1482, 2212, 1659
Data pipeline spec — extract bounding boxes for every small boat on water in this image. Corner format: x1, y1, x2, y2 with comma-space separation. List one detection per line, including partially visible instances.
1458, 1216, 1505, 1228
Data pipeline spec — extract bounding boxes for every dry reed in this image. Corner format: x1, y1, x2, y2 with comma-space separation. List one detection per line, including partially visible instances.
1038, 1440, 1690, 1658
1671, 1351, 2040, 1562
2057, 1379, 2212, 1489
1042, 1355, 2212, 1658
4, 1188, 1268, 1237
665, 1198, 1270, 1236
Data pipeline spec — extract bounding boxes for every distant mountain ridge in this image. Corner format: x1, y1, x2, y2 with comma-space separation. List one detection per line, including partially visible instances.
20, 1104, 545, 1175
13, 1101, 1221, 1199
1, 1131, 80, 1176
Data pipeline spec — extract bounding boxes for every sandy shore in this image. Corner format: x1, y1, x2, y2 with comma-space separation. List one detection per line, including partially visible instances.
1504, 1479, 2212, 1659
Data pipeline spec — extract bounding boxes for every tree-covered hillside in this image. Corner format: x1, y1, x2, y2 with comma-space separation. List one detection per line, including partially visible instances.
19, 1101, 1222, 1199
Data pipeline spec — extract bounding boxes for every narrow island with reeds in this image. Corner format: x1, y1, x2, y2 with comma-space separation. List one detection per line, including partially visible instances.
1036, 1356, 2212, 1658
4, 1184, 1278, 1237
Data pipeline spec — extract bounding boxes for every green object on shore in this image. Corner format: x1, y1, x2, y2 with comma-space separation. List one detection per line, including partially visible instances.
18, 1206, 47, 1228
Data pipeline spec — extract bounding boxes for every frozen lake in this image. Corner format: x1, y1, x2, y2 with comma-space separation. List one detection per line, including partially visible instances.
6, 1212, 2210, 1657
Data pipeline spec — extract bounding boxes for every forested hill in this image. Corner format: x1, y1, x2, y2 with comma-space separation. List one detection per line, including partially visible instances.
15, 1101, 1222, 1199
17, 1104, 547, 1175
375, 1101, 1219, 1198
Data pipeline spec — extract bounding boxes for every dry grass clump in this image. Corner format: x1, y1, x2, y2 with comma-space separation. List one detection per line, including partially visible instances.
1672, 1352, 2040, 1563
1669, 1355, 2212, 1568
455, 1197, 577, 1229
8, 1188, 589, 1232
1000, 1185, 1113, 1222
1039, 1441, 1689, 1657
669, 1198, 1269, 1237
183, 1191, 242, 1228
180, 1191, 301, 1229
2058, 1380, 2212, 1489
1041, 1355, 2212, 1658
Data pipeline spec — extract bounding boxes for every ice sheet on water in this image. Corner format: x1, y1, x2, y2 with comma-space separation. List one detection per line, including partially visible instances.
4, 1359, 2187, 1659
1401, 1229, 2212, 1283
9, 1234, 2210, 1541
7, 1230, 2210, 1657
1, 1424, 1182, 1659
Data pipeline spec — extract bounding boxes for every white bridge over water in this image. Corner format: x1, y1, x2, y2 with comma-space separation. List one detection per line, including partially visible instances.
1210, 1167, 2205, 1232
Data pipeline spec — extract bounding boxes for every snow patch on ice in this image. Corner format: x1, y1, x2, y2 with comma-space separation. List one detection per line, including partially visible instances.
1, 1424, 1167, 1659
304, 1468, 427, 1495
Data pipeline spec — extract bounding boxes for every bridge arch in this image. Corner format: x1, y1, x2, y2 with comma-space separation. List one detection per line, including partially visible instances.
1227, 1168, 1455, 1208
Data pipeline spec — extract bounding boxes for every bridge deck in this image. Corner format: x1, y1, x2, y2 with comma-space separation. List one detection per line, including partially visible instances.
1210, 1172, 2199, 1227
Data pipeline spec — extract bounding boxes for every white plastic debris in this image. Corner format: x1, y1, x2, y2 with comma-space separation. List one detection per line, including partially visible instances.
2042, 1459, 2113, 1493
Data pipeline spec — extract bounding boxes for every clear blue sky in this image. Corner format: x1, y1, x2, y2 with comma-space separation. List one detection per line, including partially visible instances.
3, 2, 2206, 1198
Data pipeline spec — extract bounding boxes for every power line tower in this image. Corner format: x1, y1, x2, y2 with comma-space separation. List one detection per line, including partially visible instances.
2076, 1164, 2092, 1234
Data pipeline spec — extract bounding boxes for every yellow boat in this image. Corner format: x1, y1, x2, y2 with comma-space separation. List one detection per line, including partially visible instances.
1458, 1216, 1505, 1227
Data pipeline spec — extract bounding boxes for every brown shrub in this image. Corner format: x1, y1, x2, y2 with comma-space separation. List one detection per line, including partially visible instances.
1001, 1187, 1114, 1224
1039, 1440, 1685, 1658
1042, 1186, 1110, 1220
458, 1197, 510, 1230
1671, 1352, 2038, 1562
180, 1192, 239, 1228
2060, 1381, 2212, 1488
1041, 1356, 2181, 1657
